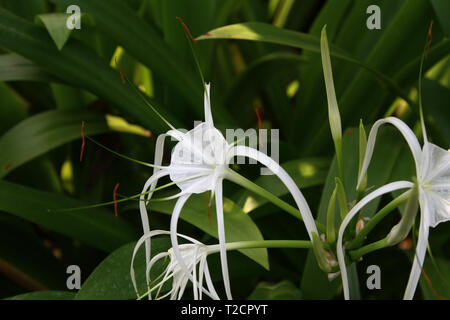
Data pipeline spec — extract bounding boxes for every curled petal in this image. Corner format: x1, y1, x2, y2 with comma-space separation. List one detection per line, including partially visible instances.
139, 169, 169, 286
357, 117, 422, 190
169, 195, 220, 300
231, 146, 318, 240
337, 181, 414, 300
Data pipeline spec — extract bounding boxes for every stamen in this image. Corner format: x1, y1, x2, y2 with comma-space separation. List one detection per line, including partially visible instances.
114, 57, 126, 84
176, 17, 196, 43
206, 191, 212, 227
113, 182, 120, 217
254, 107, 263, 147
425, 20, 434, 59
80, 121, 86, 162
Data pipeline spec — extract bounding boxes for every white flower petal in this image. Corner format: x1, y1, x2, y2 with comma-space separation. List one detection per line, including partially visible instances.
337, 181, 414, 300
419, 142, 450, 228
169, 195, 197, 288
357, 117, 422, 189
232, 146, 318, 240
404, 192, 430, 299
169, 122, 229, 193
215, 180, 233, 300
204, 83, 213, 126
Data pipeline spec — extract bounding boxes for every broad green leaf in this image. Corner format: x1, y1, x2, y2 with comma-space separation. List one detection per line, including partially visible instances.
234, 158, 330, 214
75, 239, 170, 300
0, 8, 177, 134
147, 193, 269, 270
0, 54, 56, 83
197, 21, 408, 104
48, 0, 210, 120
4, 291, 75, 300
0, 110, 108, 178
0, 180, 139, 252
0, 0, 47, 22
247, 280, 302, 300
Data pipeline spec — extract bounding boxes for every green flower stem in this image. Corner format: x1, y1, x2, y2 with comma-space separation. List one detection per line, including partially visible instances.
346, 189, 412, 250
226, 169, 326, 233
208, 240, 331, 254
348, 238, 388, 261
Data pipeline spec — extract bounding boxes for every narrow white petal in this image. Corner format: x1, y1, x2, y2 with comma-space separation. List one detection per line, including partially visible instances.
357, 117, 422, 189
337, 181, 414, 300
130, 229, 171, 296
215, 180, 233, 300
404, 193, 430, 299
204, 83, 213, 126
169, 195, 219, 300
232, 146, 318, 240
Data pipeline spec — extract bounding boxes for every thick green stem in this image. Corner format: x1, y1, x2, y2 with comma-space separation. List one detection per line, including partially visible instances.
208, 239, 319, 254
225, 169, 326, 233
348, 238, 388, 261
346, 189, 412, 250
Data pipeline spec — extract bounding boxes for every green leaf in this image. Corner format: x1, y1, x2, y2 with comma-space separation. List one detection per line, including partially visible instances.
247, 280, 302, 300
147, 193, 269, 270
234, 158, 330, 214
0, 8, 177, 133
0, 110, 108, 178
35, 13, 72, 50
75, 239, 170, 300
0, 180, 139, 252
49, 0, 206, 119
0, 54, 56, 82
4, 291, 75, 300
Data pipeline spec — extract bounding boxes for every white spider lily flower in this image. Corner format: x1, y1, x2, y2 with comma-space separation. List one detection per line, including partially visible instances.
138, 83, 319, 300
337, 116, 450, 300
131, 230, 219, 300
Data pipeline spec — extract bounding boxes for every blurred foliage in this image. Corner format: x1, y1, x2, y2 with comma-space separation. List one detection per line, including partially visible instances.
0, 0, 448, 300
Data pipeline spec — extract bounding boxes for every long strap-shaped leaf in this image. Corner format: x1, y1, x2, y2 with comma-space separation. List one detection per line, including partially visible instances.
0, 110, 108, 178
0, 180, 139, 252
0, 7, 178, 133
48, 0, 204, 119
197, 22, 413, 106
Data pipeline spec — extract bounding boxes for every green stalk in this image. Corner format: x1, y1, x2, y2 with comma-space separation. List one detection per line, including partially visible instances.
346, 189, 411, 250
225, 169, 326, 233
207, 239, 320, 253
349, 238, 388, 261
